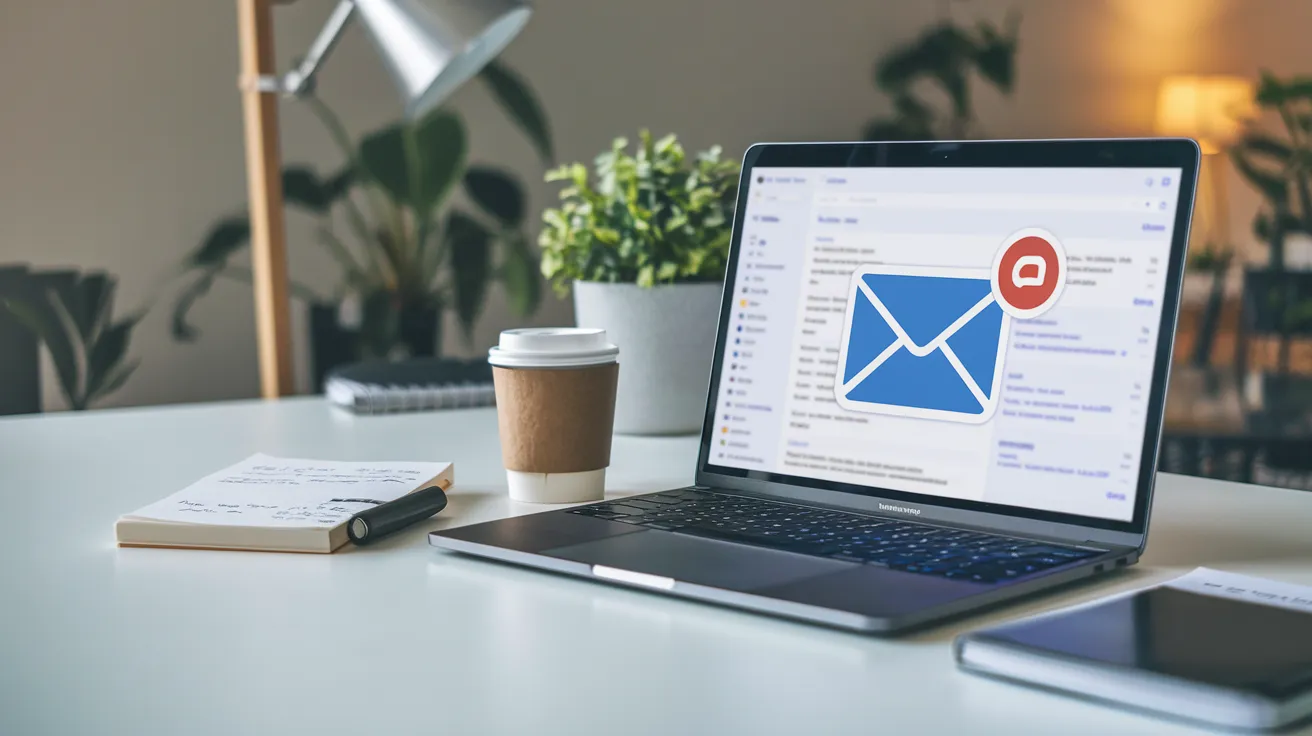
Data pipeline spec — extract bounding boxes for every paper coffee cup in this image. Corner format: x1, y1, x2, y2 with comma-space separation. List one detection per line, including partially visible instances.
489, 328, 619, 503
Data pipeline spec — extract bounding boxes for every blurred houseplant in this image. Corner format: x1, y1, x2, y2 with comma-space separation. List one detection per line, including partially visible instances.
1230, 72, 1312, 375
539, 131, 739, 434
863, 11, 1019, 141
1, 268, 142, 410
173, 62, 552, 389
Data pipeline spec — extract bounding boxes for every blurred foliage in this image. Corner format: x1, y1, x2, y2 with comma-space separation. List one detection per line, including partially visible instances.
1188, 248, 1232, 272
1231, 71, 1312, 271
538, 132, 739, 295
173, 60, 552, 355
863, 8, 1020, 141
1, 270, 141, 410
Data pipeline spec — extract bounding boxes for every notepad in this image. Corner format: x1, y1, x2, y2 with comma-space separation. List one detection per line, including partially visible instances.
115, 454, 453, 553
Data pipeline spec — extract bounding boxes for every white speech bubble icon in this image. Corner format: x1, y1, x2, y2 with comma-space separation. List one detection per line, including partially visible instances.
1011, 255, 1047, 287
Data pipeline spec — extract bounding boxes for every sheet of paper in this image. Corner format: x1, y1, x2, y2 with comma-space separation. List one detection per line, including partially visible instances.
126, 454, 450, 528
1166, 567, 1312, 615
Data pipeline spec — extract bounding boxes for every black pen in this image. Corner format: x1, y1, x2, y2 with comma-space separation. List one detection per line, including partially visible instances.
346, 482, 450, 545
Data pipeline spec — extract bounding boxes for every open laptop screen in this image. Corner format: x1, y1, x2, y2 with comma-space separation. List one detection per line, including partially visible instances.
706, 165, 1184, 524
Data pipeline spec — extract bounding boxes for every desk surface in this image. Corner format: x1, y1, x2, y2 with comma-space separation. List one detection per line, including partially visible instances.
3, 398, 1312, 735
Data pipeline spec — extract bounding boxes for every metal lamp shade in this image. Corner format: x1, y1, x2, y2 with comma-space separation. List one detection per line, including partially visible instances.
353, 0, 532, 119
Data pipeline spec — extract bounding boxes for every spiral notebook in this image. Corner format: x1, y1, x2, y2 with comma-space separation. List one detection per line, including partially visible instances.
325, 357, 494, 414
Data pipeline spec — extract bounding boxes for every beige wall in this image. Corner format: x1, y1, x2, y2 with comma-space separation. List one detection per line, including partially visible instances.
3, 0, 1310, 410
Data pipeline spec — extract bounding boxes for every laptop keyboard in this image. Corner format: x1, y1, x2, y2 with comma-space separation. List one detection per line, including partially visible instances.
567, 489, 1101, 584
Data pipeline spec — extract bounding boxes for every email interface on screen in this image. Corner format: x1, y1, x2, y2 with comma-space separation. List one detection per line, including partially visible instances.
712, 167, 1182, 522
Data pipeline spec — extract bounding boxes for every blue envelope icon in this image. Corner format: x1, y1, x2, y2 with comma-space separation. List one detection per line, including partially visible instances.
834, 265, 1011, 423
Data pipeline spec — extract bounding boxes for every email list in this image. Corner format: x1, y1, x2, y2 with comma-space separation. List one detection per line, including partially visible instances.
715, 167, 1181, 523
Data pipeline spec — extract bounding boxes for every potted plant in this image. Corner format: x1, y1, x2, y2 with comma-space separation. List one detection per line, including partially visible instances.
862, 11, 1019, 141
1, 267, 143, 410
539, 131, 739, 434
172, 62, 553, 390
1231, 71, 1312, 375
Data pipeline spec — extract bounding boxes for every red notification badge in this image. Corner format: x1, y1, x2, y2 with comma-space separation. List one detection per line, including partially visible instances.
990, 228, 1067, 319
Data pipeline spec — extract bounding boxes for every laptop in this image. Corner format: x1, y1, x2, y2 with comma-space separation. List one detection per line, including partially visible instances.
431, 139, 1200, 634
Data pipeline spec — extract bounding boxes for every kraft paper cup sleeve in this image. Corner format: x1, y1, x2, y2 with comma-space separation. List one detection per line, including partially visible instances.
493, 363, 619, 473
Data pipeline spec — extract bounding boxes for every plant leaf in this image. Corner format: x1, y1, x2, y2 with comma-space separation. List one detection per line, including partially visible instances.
1232, 147, 1289, 204
1253, 210, 1308, 241
500, 231, 541, 316
323, 166, 355, 202
933, 66, 971, 124
875, 36, 932, 91
463, 166, 525, 227
480, 60, 555, 165
1238, 132, 1294, 163
445, 210, 492, 339
41, 270, 80, 340
1256, 70, 1290, 107
88, 358, 139, 406
315, 227, 371, 287
412, 111, 467, 217
281, 166, 331, 213
636, 264, 656, 287
189, 218, 251, 268
85, 318, 137, 400
863, 118, 932, 141
3, 288, 80, 408
1283, 76, 1312, 102
972, 15, 1019, 94
84, 318, 138, 401
75, 273, 114, 341
922, 25, 976, 123
359, 123, 410, 204
46, 271, 108, 344
170, 271, 218, 341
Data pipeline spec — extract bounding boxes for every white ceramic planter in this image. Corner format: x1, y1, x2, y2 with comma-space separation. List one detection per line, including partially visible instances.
1180, 272, 1212, 307
573, 281, 722, 435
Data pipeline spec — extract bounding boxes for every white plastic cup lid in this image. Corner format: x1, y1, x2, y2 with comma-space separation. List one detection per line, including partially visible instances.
488, 328, 619, 368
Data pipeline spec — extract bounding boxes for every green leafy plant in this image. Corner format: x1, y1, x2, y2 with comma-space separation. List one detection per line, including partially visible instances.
538, 131, 739, 294
863, 10, 1020, 141
173, 60, 552, 357
1188, 248, 1231, 271
1, 270, 141, 410
1230, 72, 1312, 374
1231, 71, 1312, 271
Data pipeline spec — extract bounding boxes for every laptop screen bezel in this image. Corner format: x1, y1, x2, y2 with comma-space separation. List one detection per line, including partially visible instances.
694, 139, 1200, 538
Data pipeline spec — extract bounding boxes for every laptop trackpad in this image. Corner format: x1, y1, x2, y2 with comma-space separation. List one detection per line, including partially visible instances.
544, 530, 853, 592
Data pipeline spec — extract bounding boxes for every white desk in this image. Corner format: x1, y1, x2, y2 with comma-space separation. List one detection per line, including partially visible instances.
2, 398, 1311, 735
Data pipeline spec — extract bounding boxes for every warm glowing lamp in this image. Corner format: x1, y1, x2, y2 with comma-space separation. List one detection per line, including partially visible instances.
1155, 75, 1255, 251
1155, 75, 1255, 154
1155, 75, 1255, 367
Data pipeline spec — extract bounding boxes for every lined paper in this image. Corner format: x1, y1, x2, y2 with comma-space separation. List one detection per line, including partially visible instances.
125, 454, 450, 528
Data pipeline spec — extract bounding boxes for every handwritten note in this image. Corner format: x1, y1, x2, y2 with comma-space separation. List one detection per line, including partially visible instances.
125, 454, 452, 528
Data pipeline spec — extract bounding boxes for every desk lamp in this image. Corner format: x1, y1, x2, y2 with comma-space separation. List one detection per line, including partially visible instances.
1155, 75, 1255, 366
1155, 76, 1254, 250
236, 0, 532, 397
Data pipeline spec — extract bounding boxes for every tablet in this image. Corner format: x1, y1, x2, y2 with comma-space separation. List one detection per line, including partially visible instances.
956, 569, 1312, 731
